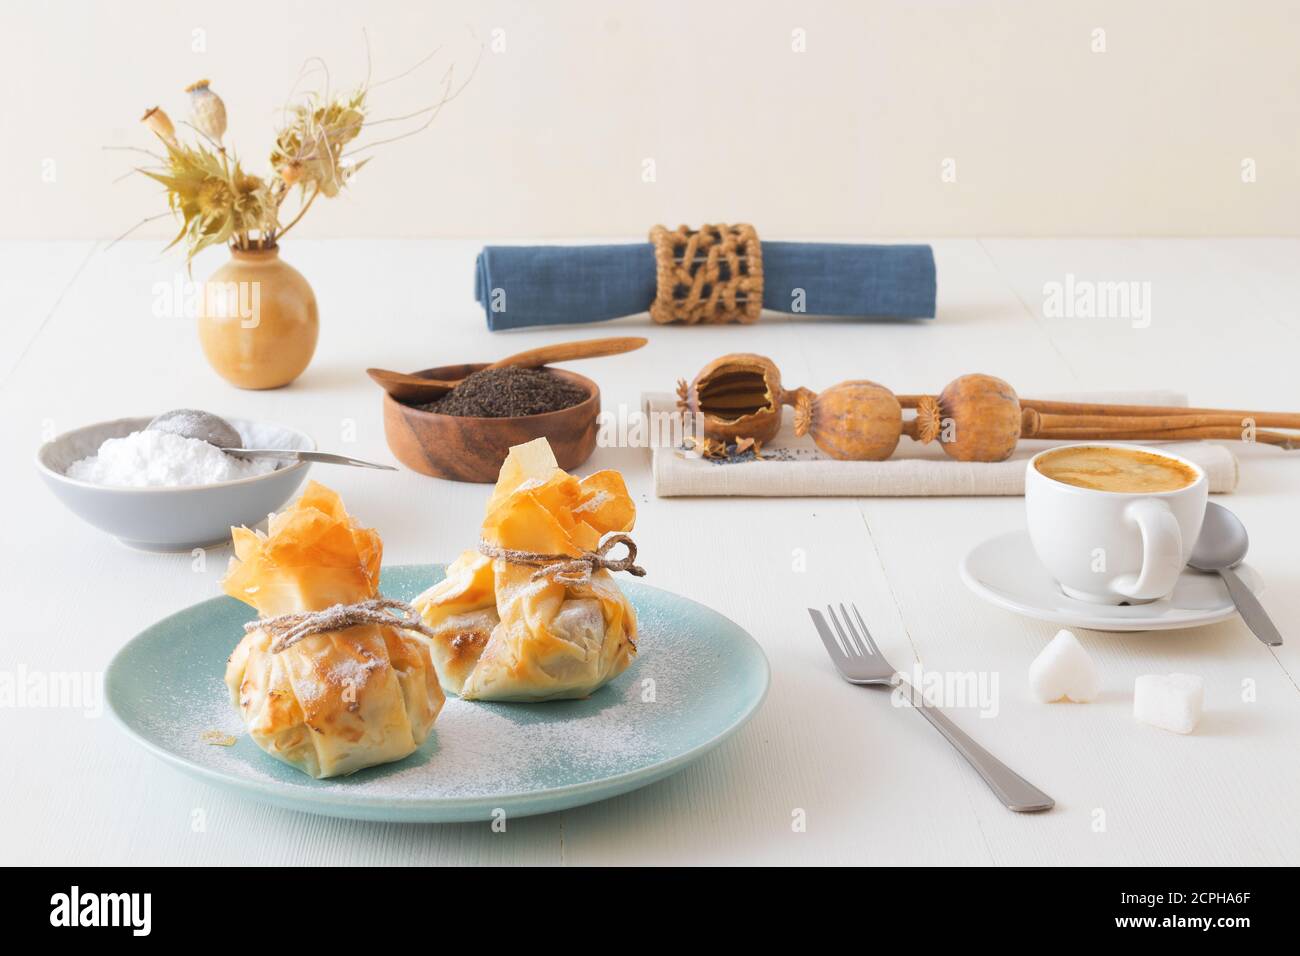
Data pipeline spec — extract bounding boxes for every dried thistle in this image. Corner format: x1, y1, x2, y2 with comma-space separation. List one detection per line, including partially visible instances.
140, 141, 276, 265
119, 38, 480, 260
271, 87, 370, 199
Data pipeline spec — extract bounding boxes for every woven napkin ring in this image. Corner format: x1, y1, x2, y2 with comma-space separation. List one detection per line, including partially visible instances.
247, 597, 438, 654
649, 223, 763, 325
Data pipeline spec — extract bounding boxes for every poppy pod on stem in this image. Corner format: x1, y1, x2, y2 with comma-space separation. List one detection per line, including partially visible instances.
901, 373, 1023, 462
140, 106, 177, 146
185, 78, 228, 143
793, 381, 902, 460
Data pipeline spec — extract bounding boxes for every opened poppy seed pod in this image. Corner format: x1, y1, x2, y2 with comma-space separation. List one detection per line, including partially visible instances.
677, 353, 793, 445
793, 381, 902, 460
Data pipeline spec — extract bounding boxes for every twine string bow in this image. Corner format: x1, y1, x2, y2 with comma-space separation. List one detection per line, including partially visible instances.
245, 597, 438, 653
478, 533, 646, 586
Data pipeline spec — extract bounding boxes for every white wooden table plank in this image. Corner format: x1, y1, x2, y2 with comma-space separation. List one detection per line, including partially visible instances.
2, 238, 1296, 865
562, 498, 994, 865
0, 239, 97, 385
853, 496, 1299, 865
979, 239, 1300, 406
0, 239, 567, 866
981, 238, 1300, 694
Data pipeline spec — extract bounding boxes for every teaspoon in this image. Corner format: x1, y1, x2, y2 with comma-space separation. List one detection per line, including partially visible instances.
1189, 502, 1282, 646
146, 409, 396, 471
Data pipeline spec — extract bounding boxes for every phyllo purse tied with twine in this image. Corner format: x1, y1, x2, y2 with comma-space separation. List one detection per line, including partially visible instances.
223, 482, 445, 778
414, 438, 644, 702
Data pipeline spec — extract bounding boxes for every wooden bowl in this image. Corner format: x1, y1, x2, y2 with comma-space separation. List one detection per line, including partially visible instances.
382, 363, 600, 482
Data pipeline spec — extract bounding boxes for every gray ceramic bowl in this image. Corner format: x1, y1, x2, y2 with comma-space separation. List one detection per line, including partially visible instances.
36, 416, 315, 552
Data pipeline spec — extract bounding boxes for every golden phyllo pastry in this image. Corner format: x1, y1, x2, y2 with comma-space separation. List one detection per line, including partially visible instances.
223, 482, 444, 778
414, 438, 639, 702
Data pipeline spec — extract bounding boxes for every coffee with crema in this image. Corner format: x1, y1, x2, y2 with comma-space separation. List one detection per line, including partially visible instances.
1035, 445, 1198, 493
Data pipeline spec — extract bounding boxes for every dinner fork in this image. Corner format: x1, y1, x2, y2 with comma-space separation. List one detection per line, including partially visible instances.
809, 604, 1054, 813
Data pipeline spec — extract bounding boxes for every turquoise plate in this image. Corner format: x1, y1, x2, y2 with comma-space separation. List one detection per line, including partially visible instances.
106, 565, 769, 823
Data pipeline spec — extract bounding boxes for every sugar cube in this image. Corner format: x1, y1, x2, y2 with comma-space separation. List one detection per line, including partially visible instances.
1133, 673, 1204, 734
1028, 629, 1100, 703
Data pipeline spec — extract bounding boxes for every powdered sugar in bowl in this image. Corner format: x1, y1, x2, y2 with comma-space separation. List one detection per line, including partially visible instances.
37, 416, 315, 551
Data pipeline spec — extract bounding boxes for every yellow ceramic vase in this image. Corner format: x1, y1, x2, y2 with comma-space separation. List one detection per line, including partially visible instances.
197, 245, 318, 389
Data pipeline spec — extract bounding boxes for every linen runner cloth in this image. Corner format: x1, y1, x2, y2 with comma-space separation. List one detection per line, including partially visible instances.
641, 390, 1240, 497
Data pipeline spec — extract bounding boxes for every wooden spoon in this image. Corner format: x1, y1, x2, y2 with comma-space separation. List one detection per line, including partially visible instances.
367, 336, 648, 404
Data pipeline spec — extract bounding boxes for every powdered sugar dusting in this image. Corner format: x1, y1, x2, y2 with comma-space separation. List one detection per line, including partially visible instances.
573, 490, 611, 513
139, 606, 722, 800
118, 572, 762, 815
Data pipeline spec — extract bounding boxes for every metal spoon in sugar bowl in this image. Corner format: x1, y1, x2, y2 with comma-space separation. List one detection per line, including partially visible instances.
147, 409, 397, 471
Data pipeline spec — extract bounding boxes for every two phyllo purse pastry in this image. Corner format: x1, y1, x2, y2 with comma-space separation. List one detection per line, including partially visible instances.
222, 439, 645, 778
413, 437, 643, 702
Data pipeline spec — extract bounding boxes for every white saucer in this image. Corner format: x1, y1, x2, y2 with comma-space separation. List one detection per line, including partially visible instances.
959, 530, 1264, 632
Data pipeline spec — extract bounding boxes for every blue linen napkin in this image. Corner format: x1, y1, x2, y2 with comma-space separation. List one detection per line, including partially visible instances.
475, 241, 936, 330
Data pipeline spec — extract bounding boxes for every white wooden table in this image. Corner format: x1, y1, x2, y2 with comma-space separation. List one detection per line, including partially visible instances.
3, 238, 1297, 866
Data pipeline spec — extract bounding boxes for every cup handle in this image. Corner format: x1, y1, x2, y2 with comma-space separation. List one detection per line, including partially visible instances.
1112, 498, 1183, 601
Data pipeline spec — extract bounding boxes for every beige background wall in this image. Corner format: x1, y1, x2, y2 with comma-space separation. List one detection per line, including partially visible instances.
3, 0, 1298, 239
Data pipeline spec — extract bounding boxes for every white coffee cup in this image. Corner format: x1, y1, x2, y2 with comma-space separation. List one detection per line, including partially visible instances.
1025, 443, 1208, 605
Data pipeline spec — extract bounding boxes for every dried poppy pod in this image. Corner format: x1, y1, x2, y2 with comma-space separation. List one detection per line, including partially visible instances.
793, 381, 902, 460
905, 373, 1023, 461
185, 78, 228, 143
140, 106, 177, 146
677, 352, 793, 445
678, 359, 1300, 464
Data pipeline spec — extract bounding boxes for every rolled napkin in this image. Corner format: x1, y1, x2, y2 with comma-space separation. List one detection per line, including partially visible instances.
476, 241, 937, 330
641, 390, 1240, 497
